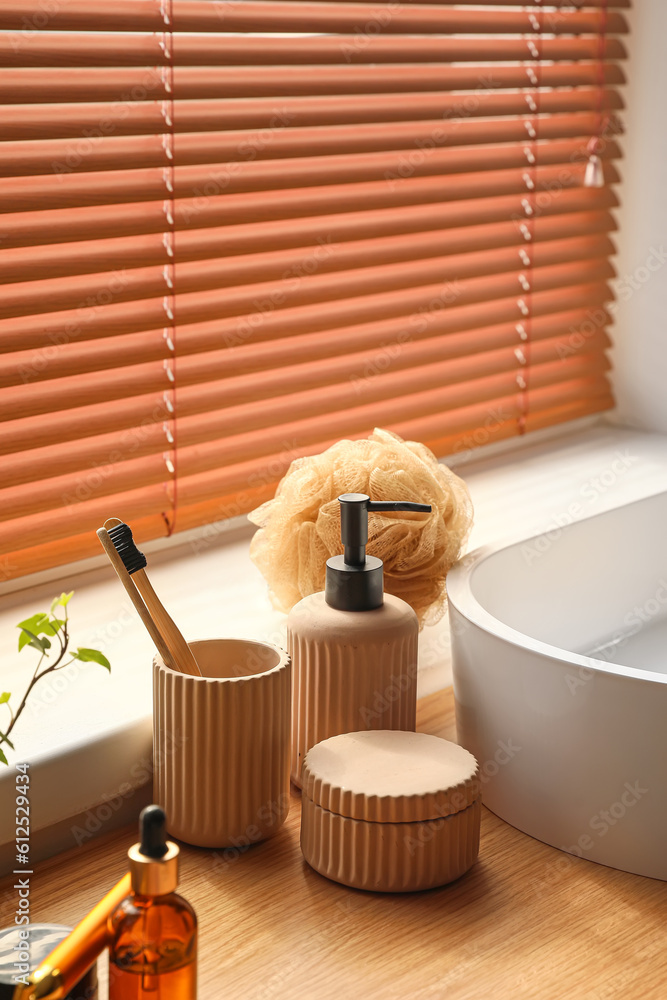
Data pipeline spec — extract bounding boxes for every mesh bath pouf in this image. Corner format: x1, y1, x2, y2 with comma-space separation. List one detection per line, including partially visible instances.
248, 428, 473, 628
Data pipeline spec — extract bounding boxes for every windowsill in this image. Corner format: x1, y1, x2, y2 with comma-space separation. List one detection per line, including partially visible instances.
3, 417, 667, 869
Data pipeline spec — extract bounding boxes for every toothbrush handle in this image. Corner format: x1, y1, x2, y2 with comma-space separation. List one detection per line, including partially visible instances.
17, 873, 131, 1000
96, 528, 179, 673
132, 569, 201, 677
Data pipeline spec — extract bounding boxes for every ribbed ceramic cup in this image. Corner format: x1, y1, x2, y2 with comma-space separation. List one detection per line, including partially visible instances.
153, 638, 291, 849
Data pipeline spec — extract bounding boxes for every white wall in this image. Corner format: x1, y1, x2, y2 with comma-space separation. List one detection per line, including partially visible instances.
610, 0, 667, 430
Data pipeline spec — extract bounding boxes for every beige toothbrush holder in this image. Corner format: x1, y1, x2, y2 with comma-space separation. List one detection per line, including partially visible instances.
153, 638, 291, 848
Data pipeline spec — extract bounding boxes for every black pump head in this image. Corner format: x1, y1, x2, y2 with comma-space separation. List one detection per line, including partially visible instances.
324, 493, 431, 611
138, 804, 169, 859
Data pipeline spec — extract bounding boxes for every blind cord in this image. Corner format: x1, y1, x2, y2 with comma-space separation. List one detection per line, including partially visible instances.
160, 0, 177, 536
584, 0, 609, 188
517, 2, 543, 435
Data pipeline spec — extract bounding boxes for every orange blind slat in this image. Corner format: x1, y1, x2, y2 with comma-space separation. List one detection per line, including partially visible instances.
0, 0, 626, 580
0, 63, 628, 105
0, 33, 629, 71
0, 3, 630, 33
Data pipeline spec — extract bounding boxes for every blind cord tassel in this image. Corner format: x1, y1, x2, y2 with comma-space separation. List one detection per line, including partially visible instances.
585, 0, 608, 189
584, 138, 605, 189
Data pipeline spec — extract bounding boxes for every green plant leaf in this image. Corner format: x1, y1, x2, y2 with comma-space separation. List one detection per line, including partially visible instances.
48, 617, 64, 634
0, 733, 14, 750
18, 613, 46, 632
17, 612, 58, 638
0, 692, 10, 705
50, 592, 74, 614
18, 628, 51, 653
74, 647, 110, 670
0, 747, 7, 766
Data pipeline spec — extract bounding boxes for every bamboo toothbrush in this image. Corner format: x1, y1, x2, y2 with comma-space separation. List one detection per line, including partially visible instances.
97, 518, 201, 677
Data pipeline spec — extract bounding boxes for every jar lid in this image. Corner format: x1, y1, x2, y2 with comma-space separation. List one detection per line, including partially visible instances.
302, 731, 480, 824
0, 925, 98, 1000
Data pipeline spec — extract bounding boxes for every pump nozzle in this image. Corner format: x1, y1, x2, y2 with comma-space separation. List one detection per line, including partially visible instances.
325, 493, 432, 611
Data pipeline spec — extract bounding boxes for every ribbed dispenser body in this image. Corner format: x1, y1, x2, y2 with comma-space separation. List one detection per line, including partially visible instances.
287, 592, 418, 786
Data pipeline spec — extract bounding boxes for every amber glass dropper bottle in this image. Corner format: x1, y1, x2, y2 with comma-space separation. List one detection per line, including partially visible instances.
108, 805, 197, 1000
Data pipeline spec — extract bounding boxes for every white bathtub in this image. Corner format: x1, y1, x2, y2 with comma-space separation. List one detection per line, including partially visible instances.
447, 491, 667, 881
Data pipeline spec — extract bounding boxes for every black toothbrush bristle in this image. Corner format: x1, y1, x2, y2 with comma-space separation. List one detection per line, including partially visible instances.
108, 522, 147, 575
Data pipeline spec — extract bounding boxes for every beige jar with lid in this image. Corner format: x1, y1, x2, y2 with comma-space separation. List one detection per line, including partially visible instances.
301, 730, 481, 892
287, 493, 431, 787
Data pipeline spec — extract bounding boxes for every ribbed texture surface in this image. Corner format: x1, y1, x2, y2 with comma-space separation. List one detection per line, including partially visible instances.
153, 645, 291, 848
303, 732, 480, 822
288, 594, 418, 785
301, 797, 481, 891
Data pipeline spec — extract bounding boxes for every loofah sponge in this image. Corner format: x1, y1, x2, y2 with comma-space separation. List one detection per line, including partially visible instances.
248, 428, 473, 628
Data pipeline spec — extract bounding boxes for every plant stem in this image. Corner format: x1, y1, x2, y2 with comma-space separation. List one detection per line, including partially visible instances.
0, 624, 70, 749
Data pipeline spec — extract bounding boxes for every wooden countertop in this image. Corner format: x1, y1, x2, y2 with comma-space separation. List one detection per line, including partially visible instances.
1, 688, 665, 1000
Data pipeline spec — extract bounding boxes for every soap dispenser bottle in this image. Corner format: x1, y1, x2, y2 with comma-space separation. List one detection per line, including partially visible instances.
108, 805, 197, 1000
287, 492, 431, 786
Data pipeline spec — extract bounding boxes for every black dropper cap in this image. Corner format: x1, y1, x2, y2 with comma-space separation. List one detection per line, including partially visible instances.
325, 493, 432, 612
128, 805, 179, 895
139, 805, 169, 859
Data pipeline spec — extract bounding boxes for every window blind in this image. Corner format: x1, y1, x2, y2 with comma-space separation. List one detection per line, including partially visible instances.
0, 0, 628, 579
